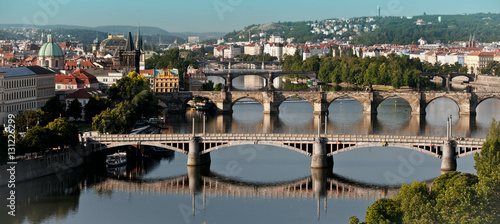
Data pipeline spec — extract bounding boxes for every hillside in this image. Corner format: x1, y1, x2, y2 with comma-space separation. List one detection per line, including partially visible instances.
355, 13, 500, 45
222, 13, 500, 45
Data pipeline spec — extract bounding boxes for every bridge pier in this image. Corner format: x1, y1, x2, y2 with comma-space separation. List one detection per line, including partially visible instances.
311, 138, 333, 169
441, 140, 456, 172
313, 93, 329, 115
187, 137, 211, 166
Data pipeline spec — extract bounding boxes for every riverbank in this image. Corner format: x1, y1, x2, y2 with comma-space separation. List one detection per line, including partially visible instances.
0, 149, 84, 186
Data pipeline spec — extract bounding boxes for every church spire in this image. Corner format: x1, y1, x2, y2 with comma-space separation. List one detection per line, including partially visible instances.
135, 23, 143, 51
125, 29, 135, 51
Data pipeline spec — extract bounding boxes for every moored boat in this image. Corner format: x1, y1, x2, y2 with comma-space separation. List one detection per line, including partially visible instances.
106, 152, 127, 167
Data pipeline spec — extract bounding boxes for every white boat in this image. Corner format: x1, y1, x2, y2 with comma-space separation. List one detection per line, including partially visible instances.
106, 152, 127, 167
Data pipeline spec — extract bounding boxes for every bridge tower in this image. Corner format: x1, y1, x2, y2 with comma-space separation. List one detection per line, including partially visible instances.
311, 138, 333, 168
187, 137, 211, 166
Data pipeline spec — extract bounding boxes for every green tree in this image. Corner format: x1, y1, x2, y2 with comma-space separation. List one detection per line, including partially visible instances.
198, 80, 215, 91
348, 216, 360, 224
481, 61, 500, 76
46, 118, 79, 149
131, 90, 159, 119
41, 96, 66, 121
365, 198, 402, 224
214, 83, 223, 91
109, 72, 150, 102
66, 98, 82, 121
14, 110, 47, 133
92, 101, 136, 134
395, 181, 436, 223
19, 125, 53, 154
84, 95, 111, 122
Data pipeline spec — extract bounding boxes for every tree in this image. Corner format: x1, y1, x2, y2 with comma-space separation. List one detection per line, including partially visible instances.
18, 125, 53, 154
198, 80, 215, 91
84, 95, 111, 122
66, 98, 82, 121
14, 110, 47, 133
92, 102, 136, 134
214, 83, 223, 91
109, 72, 150, 102
481, 61, 500, 76
131, 90, 159, 119
41, 96, 66, 121
365, 198, 402, 224
46, 118, 79, 149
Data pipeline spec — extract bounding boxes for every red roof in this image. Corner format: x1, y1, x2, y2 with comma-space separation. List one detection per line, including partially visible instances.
65, 61, 96, 69
56, 69, 98, 84
140, 69, 154, 76
66, 88, 107, 99
468, 52, 495, 56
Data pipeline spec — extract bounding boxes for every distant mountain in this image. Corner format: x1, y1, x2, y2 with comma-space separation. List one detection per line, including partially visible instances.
94, 26, 170, 36
171, 32, 226, 41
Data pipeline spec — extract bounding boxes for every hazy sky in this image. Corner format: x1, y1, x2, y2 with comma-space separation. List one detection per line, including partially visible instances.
1, 0, 499, 33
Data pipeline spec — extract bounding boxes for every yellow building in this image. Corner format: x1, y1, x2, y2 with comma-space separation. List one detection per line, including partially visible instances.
464, 52, 495, 74
154, 69, 179, 92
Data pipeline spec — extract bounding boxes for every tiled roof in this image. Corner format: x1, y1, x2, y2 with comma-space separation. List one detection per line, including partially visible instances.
467, 52, 495, 56
0, 66, 53, 78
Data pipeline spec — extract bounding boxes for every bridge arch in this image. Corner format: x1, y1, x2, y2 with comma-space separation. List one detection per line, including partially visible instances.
201, 142, 312, 157
326, 143, 442, 159
475, 95, 500, 111
231, 96, 265, 109
423, 96, 461, 114
90, 142, 188, 155
373, 92, 421, 114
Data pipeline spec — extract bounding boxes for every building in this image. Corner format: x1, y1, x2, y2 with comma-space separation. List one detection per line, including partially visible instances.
65, 88, 107, 120
112, 30, 142, 73
55, 63, 99, 90
95, 35, 126, 58
264, 43, 283, 60
37, 34, 65, 70
244, 44, 263, 56
140, 69, 163, 90
223, 46, 242, 59
0, 66, 55, 124
184, 66, 207, 91
188, 36, 200, 44
84, 67, 124, 90
154, 69, 179, 93
464, 52, 495, 74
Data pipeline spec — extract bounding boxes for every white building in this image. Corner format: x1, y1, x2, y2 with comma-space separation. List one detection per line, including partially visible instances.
263, 43, 283, 60
188, 36, 200, 44
244, 44, 263, 56
0, 66, 55, 124
223, 46, 242, 59
65, 88, 108, 120
283, 45, 298, 57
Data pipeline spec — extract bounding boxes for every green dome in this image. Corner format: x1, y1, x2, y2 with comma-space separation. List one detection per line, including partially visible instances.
38, 42, 64, 57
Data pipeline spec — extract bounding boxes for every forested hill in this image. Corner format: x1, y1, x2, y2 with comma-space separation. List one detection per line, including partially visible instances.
222, 13, 500, 45
355, 13, 500, 45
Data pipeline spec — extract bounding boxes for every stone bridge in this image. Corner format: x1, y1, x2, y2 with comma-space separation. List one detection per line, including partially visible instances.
202, 70, 317, 91
421, 72, 476, 90
155, 90, 500, 116
83, 133, 484, 171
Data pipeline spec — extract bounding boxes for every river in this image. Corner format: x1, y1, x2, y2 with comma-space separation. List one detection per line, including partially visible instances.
2, 91, 499, 223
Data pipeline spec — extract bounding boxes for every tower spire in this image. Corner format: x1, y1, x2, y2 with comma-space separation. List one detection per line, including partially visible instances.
125, 29, 135, 51
135, 23, 143, 51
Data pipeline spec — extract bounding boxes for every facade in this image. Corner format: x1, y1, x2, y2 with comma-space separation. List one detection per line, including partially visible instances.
83, 67, 124, 90
223, 46, 242, 59
184, 66, 207, 91
37, 34, 65, 70
65, 88, 107, 120
283, 45, 297, 57
464, 52, 495, 74
0, 66, 55, 124
95, 35, 126, 58
154, 69, 179, 93
244, 44, 263, 56
264, 43, 283, 60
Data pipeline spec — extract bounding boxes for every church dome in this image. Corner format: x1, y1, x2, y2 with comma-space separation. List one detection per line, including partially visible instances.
38, 34, 64, 57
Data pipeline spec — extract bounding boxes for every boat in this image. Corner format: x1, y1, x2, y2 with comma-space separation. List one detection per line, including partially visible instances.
106, 152, 127, 167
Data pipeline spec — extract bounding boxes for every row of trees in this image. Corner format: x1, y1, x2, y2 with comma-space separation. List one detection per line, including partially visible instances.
282, 49, 464, 89
482, 61, 500, 76
92, 72, 159, 134
352, 119, 500, 223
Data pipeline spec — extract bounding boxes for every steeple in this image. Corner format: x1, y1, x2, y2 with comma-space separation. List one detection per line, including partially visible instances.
125, 30, 135, 51
135, 24, 143, 51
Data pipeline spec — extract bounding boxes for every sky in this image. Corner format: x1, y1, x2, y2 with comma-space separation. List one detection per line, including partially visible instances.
1, 0, 499, 33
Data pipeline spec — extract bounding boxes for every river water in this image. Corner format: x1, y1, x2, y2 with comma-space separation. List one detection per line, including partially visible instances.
2, 90, 500, 224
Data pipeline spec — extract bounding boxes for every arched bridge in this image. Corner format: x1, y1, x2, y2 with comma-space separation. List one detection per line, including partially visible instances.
155, 90, 500, 116
421, 72, 476, 90
83, 133, 484, 171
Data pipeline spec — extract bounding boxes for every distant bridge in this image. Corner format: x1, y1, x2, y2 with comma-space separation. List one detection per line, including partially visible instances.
155, 90, 500, 115
83, 133, 484, 171
421, 72, 476, 90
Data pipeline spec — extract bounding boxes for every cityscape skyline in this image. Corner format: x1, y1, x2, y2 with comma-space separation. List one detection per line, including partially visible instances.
1, 0, 499, 33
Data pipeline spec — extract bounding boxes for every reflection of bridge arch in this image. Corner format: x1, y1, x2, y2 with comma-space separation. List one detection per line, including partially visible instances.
91, 141, 189, 155
92, 169, 408, 200
325, 142, 442, 158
